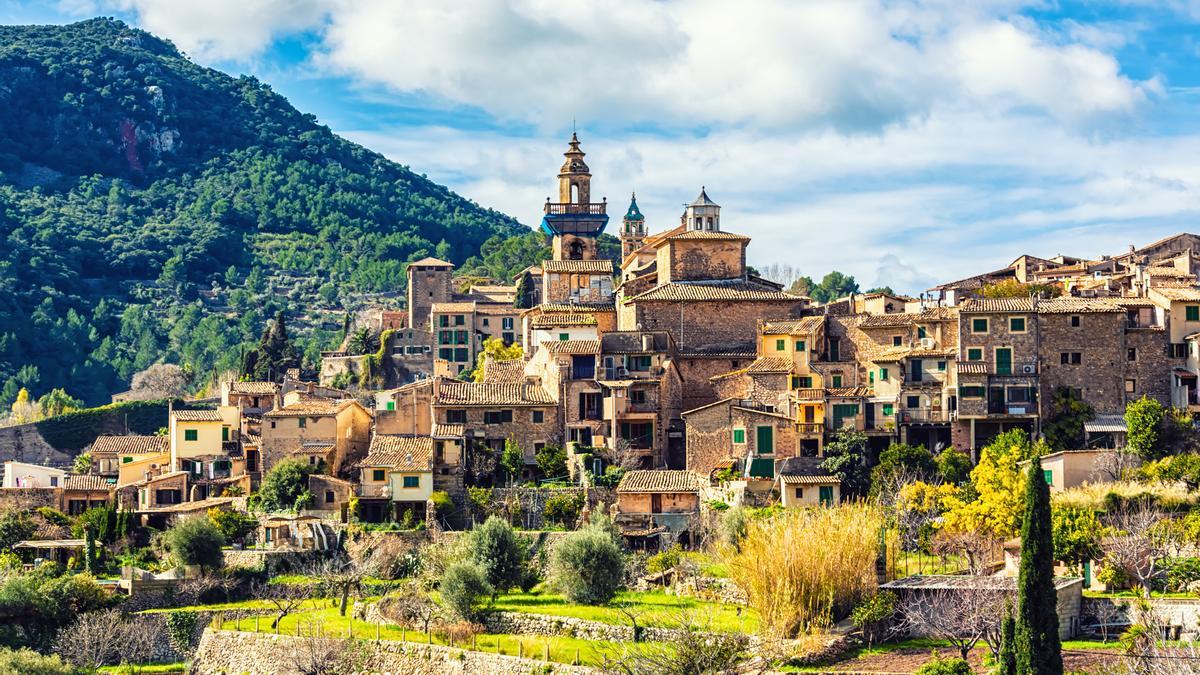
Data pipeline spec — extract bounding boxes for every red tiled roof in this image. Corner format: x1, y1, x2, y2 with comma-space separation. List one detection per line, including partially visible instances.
540, 340, 601, 354
746, 357, 792, 374
663, 230, 751, 241
531, 313, 598, 328
361, 435, 433, 472
542, 260, 614, 274
761, 316, 824, 334
89, 435, 167, 459
172, 409, 223, 422
228, 381, 279, 395
63, 474, 115, 491
409, 257, 454, 267
616, 470, 702, 493
435, 379, 555, 406
958, 298, 1034, 313
628, 281, 803, 303
264, 400, 358, 418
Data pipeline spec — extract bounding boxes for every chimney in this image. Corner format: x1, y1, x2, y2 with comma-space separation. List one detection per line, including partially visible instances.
641, 333, 654, 352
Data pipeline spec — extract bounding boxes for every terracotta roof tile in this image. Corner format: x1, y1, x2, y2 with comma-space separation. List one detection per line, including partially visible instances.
826, 386, 872, 397
958, 363, 988, 375
540, 340, 601, 354
745, 357, 793, 374
779, 473, 839, 485
542, 260, 614, 274
616, 469, 702, 493
531, 313, 598, 328
228, 381, 279, 395
1147, 265, 1193, 278
264, 400, 358, 417
1152, 287, 1200, 302
171, 409, 223, 422
629, 281, 804, 303
409, 257, 454, 267
1036, 297, 1124, 314
432, 423, 465, 438
481, 358, 526, 383
958, 298, 1034, 313
435, 379, 555, 406
761, 316, 824, 335
62, 474, 115, 491
430, 302, 477, 313
89, 435, 168, 459
361, 435, 432, 472
537, 302, 615, 313
663, 230, 751, 241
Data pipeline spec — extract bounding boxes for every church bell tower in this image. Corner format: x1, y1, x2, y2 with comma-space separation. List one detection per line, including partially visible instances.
541, 133, 609, 261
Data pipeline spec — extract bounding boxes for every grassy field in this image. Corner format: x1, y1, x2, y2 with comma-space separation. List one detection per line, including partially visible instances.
217, 601, 633, 667
489, 589, 758, 633
98, 664, 186, 674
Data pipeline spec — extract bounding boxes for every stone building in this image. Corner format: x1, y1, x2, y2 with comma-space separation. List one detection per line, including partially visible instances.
682, 397, 796, 480
260, 399, 372, 478
614, 469, 702, 550
407, 257, 455, 331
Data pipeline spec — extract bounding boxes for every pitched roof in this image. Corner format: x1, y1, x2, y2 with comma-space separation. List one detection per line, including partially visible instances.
957, 362, 988, 375
761, 316, 824, 335
171, 409, 223, 422
62, 474, 115, 491
89, 435, 167, 459
1146, 265, 1193, 278
779, 473, 839, 485
531, 313, 598, 328
264, 399, 358, 418
616, 470, 702, 493
688, 187, 719, 207
958, 297, 1034, 313
540, 339, 601, 354
435, 380, 555, 406
361, 435, 433, 472
826, 386, 873, 397
628, 281, 803, 303
481, 359, 525, 383
538, 302, 615, 313
664, 230, 749, 241
228, 381, 279, 395
1036, 297, 1124, 314
409, 257, 454, 267
1151, 286, 1200, 302
541, 260, 614, 274
430, 302, 477, 313
745, 357, 793, 374
432, 423, 466, 438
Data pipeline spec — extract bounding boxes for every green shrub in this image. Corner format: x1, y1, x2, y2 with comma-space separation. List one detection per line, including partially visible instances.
543, 493, 584, 528
162, 517, 225, 571
34, 507, 70, 527
1159, 557, 1200, 593
430, 490, 454, 513
258, 458, 316, 512
850, 590, 897, 647
0, 647, 82, 674
440, 561, 492, 620
718, 506, 748, 547
208, 508, 257, 543
0, 511, 36, 553
645, 544, 683, 574
466, 516, 528, 594
550, 526, 624, 605
914, 654, 972, 675
165, 610, 200, 655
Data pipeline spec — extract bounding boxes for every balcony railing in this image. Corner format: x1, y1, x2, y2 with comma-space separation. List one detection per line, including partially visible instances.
796, 422, 824, 434
899, 409, 951, 423
544, 202, 607, 215
603, 366, 664, 380
794, 388, 824, 401
356, 485, 391, 499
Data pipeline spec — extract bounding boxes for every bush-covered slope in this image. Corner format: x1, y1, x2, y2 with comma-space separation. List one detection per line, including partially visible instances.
0, 18, 526, 406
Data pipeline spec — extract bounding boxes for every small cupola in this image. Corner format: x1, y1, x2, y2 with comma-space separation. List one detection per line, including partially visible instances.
684, 186, 720, 231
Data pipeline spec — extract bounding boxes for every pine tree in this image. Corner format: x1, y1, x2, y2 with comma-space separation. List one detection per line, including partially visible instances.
514, 270, 534, 309
998, 603, 1016, 675
1015, 459, 1063, 674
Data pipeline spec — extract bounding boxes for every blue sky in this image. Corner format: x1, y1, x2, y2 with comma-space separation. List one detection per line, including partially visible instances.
6, 1, 1200, 293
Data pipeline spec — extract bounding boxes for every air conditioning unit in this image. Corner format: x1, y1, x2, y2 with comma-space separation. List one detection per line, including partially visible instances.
1021, 364, 1037, 374
919, 338, 936, 350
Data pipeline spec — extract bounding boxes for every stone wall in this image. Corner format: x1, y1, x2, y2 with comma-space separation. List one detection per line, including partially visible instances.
1038, 311, 1126, 416
1082, 596, 1200, 640
191, 628, 598, 674
1126, 328, 1176, 406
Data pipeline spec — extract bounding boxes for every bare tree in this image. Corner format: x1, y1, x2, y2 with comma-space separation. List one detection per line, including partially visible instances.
255, 580, 313, 630
378, 582, 442, 634
130, 363, 190, 398
898, 586, 1009, 660
1096, 449, 1141, 482
1085, 598, 1127, 644
314, 556, 376, 617
602, 611, 749, 675
286, 635, 365, 675
929, 529, 1000, 575
1120, 599, 1200, 675
54, 609, 159, 672
610, 438, 643, 472
1102, 499, 1177, 599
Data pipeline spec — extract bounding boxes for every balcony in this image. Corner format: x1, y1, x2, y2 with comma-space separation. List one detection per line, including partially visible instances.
544, 202, 607, 215
603, 366, 664, 381
899, 409, 952, 424
796, 422, 824, 434
794, 388, 824, 401
357, 484, 391, 499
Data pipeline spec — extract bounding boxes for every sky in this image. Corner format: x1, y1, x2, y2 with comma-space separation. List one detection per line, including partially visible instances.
5, 1, 1200, 293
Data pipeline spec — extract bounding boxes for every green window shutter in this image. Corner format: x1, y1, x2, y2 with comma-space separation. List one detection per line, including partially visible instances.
1010, 317, 1026, 332
184, 429, 198, 441
386, 401, 395, 411
298, 417, 306, 428
972, 318, 988, 333
222, 427, 229, 441
372, 469, 385, 482
1043, 469, 1053, 485
831, 375, 842, 387
732, 428, 745, 444
880, 368, 888, 381
796, 340, 806, 351
1188, 306, 1200, 321
403, 476, 420, 488
775, 339, 785, 351
819, 485, 834, 506
882, 404, 893, 416
799, 376, 812, 388
756, 426, 774, 454
917, 327, 926, 339
967, 348, 983, 361
937, 360, 946, 371
869, 371, 874, 384
996, 348, 1012, 375
560, 333, 569, 341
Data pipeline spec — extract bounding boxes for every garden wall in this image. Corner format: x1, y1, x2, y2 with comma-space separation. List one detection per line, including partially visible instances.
0, 399, 175, 467
191, 628, 598, 674
1082, 596, 1200, 639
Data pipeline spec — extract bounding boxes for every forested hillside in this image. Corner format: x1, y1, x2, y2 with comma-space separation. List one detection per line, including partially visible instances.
0, 18, 526, 407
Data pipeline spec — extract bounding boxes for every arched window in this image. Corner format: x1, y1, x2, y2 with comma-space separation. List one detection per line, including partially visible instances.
569, 240, 584, 260
570, 183, 580, 204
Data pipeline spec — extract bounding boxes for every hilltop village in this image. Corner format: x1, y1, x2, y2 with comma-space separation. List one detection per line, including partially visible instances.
7, 136, 1200, 672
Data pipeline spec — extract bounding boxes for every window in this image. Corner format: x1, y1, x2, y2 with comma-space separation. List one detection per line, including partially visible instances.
372, 469, 385, 482
559, 333, 570, 341
918, 326, 927, 339
1070, 315, 1081, 327
403, 476, 420, 488
439, 331, 453, 345
184, 429, 198, 441
1128, 348, 1137, 362
454, 315, 465, 326
1174, 343, 1189, 358
1007, 387, 1031, 404
794, 487, 803, 498
298, 417, 307, 428
995, 347, 1012, 375
882, 404, 894, 416
775, 339, 786, 351
888, 335, 900, 347
831, 374, 843, 387
1060, 352, 1082, 365
222, 427, 229, 441
732, 428, 746, 444
484, 410, 513, 425
1189, 306, 1200, 322
455, 330, 469, 344
972, 318, 989, 333
937, 360, 946, 372
1010, 317, 1026, 332
502, 317, 514, 330
828, 338, 841, 361
438, 347, 453, 360
967, 348, 983, 361
906, 395, 920, 408
49, 476, 58, 487
628, 355, 652, 371
446, 409, 467, 424
325, 490, 335, 504
454, 348, 469, 362
532, 410, 544, 423
1126, 378, 1137, 393
960, 385, 985, 398
386, 401, 395, 411
756, 426, 775, 454
1043, 469, 1053, 485
619, 422, 654, 448
481, 318, 489, 326
879, 368, 889, 381
502, 332, 514, 343
795, 340, 806, 351
630, 389, 647, 404
439, 315, 449, 328
910, 359, 922, 382
793, 376, 813, 388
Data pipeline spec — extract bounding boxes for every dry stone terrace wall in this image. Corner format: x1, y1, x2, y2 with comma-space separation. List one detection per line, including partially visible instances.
191, 628, 599, 674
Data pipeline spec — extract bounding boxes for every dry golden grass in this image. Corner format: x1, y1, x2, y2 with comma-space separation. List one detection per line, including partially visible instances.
724, 504, 884, 638
1053, 480, 1195, 511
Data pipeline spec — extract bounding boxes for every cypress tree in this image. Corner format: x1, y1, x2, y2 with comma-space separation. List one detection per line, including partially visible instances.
998, 603, 1016, 675
1015, 459, 1063, 675
514, 270, 534, 309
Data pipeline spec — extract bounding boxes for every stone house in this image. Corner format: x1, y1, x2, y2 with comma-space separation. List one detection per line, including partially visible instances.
260, 399, 372, 478
541, 260, 614, 304
1035, 298, 1141, 418
220, 381, 280, 414
0, 462, 113, 514
615, 469, 703, 550
777, 471, 840, 508
431, 378, 558, 481
682, 398, 796, 480
89, 435, 169, 478
881, 575, 1083, 640
356, 435, 435, 523
406, 256, 455, 331
307, 474, 354, 521
1021, 449, 1119, 492
169, 408, 248, 501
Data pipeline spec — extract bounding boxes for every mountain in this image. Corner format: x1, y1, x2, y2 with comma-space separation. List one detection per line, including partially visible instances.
0, 18, 526, 407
